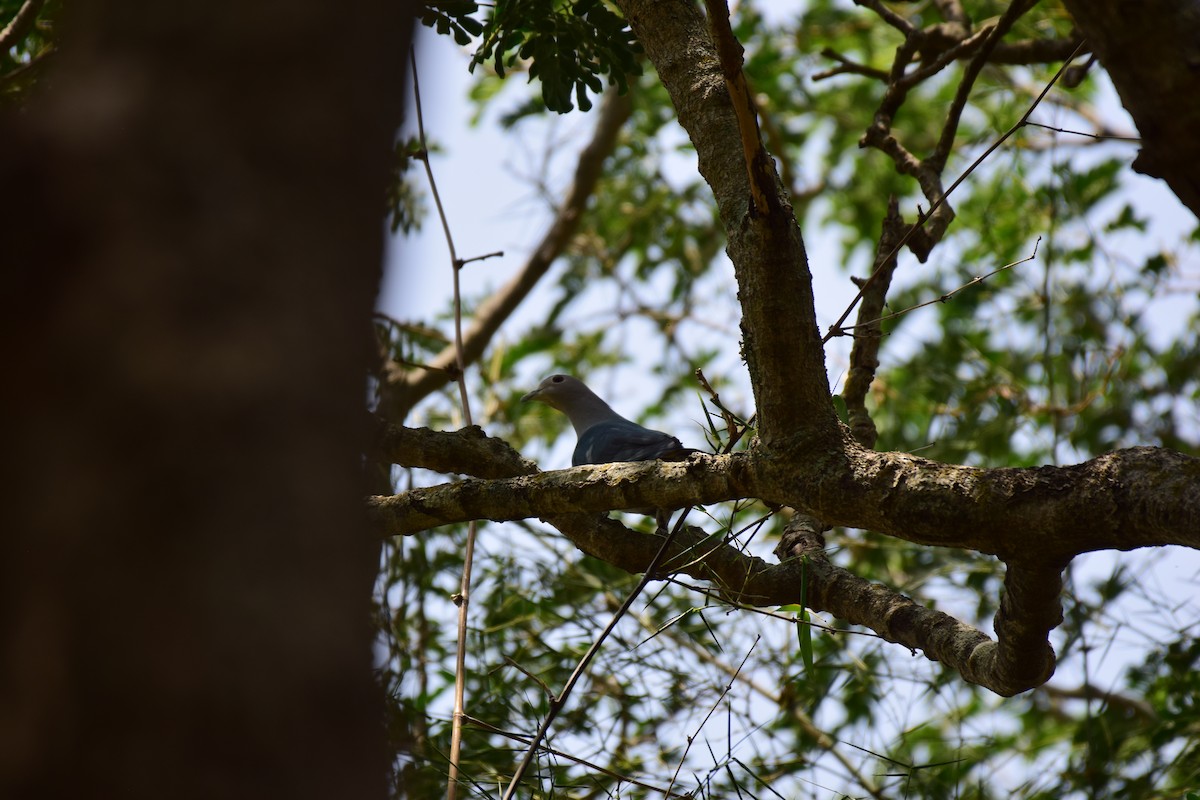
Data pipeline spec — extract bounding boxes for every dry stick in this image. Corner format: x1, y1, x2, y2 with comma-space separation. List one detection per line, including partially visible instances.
501, 511, 695, 799
843, 237, 1042, 334
0, 0, 44, 52
409, 53, 478, 800
822, 39, 1088, 345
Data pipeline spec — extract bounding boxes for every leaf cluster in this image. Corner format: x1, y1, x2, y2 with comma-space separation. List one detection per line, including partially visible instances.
468, 0, 642, 113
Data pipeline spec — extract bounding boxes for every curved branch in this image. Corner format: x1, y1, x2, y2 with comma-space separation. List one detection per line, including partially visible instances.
375, 432, 1198, 695
380, 89, 632, 421
531, 514, 1062, 696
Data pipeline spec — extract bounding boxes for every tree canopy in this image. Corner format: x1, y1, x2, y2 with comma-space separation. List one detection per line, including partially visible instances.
383, 1, 1200, 798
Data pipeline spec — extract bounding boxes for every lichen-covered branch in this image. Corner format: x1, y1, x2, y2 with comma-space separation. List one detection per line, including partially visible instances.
368, 454, 750, 536
375, 443, 1200, 561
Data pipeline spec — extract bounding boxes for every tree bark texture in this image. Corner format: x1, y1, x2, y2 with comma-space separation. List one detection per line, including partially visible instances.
0, 1, 410, 797
1062, 0, 1200, 219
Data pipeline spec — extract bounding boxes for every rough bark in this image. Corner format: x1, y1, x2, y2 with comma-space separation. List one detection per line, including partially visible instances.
615, 0, 835, 450
1061, 0, 1200, 219
0, 1, 409, 797
375, 431, 1200, 563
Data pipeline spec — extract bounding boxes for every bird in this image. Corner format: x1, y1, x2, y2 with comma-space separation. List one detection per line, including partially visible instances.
522, 374, 697, 467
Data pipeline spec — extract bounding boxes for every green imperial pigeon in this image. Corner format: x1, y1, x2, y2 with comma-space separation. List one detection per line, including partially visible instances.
522, 374, 697, 466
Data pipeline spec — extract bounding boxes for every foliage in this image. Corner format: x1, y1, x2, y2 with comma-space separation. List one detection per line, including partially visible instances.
420, 0, 642, 114
385, 1, 1200, 798
0, 0, 59, 105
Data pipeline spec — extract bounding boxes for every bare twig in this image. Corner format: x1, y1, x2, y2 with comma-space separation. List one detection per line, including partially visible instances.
824, 40, 1088, 343
462, 715, 694, 798
1024, 120, 1141, 142
502, 511, 695, 798
854, 0, 916, 35
664, 637, 760, 797
844, 237, 1041, 334
638, 608, 886, 798
410, 53, 480, 800
813, 47, 890, 82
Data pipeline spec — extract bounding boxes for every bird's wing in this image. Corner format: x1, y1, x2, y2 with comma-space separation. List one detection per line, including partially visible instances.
573, 420, 688, 466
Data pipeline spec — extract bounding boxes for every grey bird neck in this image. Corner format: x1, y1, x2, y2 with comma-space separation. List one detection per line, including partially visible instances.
560, 390, 624, 435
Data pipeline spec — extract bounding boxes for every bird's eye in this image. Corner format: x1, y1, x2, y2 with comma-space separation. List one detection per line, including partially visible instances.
552, 375, 564, 383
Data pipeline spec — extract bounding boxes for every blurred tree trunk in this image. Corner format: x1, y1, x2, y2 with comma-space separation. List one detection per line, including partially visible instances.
0, 2, 410, 798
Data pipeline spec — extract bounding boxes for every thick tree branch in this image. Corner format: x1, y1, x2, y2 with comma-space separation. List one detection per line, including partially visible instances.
373, 444, 1200, 563
613, 0, 835, 450
1060, 0, 1200, 219
374, 430, 1196, 695
805, 444, 1200, 562
0, 0, 44, 54
379, 90, 632, 421
367, 454, 750, 535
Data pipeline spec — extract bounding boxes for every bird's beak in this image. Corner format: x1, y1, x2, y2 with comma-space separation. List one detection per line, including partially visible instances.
521, 388, 542, 403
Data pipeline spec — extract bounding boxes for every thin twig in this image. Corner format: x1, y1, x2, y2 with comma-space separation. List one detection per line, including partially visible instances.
1024, 120, 1141, 142
644, 608, 886, 799
462, 715, 694, 798
385, 90, 632, 419
410, 52, 480, 800
823, 39, 1088, 343
664, 636, 760, 797
501, 510, 695, 798
853, 0, 916, 35
813, 47, 890, 82
843, 237, 1041, 334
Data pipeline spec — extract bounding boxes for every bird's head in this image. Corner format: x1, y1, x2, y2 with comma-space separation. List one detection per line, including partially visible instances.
521, 374, 616, 433
520, 373, 587, 412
